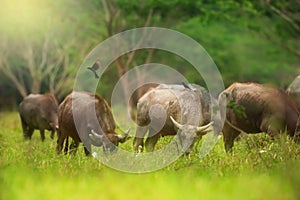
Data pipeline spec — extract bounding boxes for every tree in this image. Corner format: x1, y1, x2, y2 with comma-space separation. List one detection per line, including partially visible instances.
98, 0, 158, 119
0, 0, 102, 102
257, 0, 300, 59
0, 33, 77, 99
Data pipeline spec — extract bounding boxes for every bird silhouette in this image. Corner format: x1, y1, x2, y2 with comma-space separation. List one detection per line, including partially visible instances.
182, 82, 192, 90
87, 60, 101, 79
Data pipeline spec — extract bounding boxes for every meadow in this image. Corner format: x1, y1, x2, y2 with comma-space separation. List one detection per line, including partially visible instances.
1, 111, 300, 200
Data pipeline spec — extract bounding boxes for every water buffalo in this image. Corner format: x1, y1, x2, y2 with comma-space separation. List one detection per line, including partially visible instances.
56, 91, 130, 155
219, 82, 300, 152
133, 84, 216, 153
19, 93, 58, 141
287, 75, 300, 111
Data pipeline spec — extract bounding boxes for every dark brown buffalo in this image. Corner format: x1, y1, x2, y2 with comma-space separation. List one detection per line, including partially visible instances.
19, 94, 58, 141
133, 84, 216, 153
287, 75, 300, 111
56, 91, 130, 155
219, 82, 300, 152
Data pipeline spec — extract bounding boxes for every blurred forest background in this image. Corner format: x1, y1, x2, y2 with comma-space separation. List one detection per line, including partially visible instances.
0, 0, 299, 110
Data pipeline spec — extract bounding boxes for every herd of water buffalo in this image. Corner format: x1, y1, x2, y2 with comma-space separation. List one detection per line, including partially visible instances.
18, 75, 300, 156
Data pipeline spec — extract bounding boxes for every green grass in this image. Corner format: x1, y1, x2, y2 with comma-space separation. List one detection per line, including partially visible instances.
1, 112, 300, 200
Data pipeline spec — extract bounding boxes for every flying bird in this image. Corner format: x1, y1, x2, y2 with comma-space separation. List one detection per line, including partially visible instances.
87, 60, 101, 79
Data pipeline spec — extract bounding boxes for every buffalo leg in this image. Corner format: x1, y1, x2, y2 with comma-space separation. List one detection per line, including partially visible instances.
133, 126, 148, 152
82, 138, 91, 156
27, 128, 34, 140
260, 116, 282, 139
50, 130, 55, 139
40, 129, 45, 141
84, 146, 91, 156
69, 140, 79, 155
64, 137, 69, 155
20, 116, 30, 139
56, 133, 67, 155
23, 126, 30, 140
145, 129, 160, 152
223, 123, 240, 153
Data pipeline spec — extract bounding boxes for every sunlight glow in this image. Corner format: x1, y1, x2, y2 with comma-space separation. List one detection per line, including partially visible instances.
0, 0, 53, 37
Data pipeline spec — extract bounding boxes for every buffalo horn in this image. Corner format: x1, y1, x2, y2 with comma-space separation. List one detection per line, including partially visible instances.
196, 121, 214, 132
170, 116, 213, 132
117, 128, 131, 142
170, 116, 184, 129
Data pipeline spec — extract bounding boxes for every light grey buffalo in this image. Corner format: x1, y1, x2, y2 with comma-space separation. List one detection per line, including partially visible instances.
19, 94, 59, 141
287, 75, 300, 111
133, 84, 219, 153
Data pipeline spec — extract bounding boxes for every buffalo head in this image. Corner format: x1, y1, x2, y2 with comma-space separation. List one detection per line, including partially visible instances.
170, 116, 213, 152
89, 128, 131, 152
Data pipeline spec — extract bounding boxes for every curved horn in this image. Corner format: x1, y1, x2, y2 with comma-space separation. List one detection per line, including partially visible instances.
196, 121, 214, 132
89, 129, 103, 146
117, 128, 131, 143
124, 128, 131, 135
170, 116, 183, 130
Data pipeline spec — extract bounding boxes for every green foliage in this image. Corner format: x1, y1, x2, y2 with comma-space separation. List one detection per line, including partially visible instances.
1, 112, 300, 200
1, 0, 300, 107
227, 99, 247, 118
175, 18, 299, 88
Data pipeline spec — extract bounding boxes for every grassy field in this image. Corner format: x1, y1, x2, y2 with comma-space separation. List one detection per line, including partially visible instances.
1, 112, 300, 200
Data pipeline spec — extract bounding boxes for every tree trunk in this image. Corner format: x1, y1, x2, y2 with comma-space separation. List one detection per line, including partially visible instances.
31, 77, 41, 94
